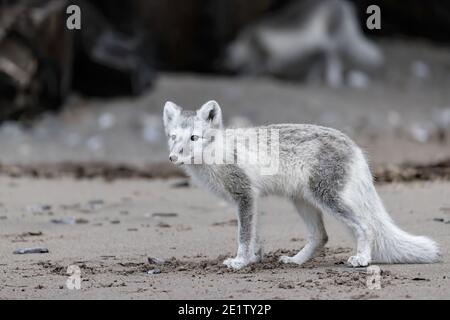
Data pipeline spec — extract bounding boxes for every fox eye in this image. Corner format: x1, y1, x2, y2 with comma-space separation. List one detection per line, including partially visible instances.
190, 135, 199, 141
170, 134, 176, 141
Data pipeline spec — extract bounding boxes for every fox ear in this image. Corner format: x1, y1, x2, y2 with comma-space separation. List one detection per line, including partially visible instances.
197, 100, 222, 128
163, 101, 181, 128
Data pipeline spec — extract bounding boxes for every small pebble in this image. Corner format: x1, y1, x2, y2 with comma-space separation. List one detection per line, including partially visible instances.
14, 247, 49, 254
50, 217, 76, 225
147, 268, 161, 275
171, 180, 190, 188
148, 257, 165, 265
157, 222, 171, 228
22, 231, 43, 236
152, 213, 178, 218
80, 199, 104, 213
27, 204, 52, 215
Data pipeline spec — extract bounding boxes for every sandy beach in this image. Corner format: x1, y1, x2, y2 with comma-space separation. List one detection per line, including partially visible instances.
0, 176, 449, 299
2, 0, 450, 302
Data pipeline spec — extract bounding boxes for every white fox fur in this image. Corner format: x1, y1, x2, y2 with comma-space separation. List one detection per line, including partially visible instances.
163, 100, 440, 270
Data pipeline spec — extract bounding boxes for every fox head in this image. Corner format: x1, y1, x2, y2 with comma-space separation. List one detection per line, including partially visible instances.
163, 100, 223, 165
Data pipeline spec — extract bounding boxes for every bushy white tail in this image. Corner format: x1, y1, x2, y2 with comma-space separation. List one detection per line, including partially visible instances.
372, 215, 440, 264
350, 149, 440, 264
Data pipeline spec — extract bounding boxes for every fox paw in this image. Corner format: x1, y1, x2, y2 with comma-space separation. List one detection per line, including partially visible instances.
347, 255, 370, 267
223, 257, 249, 270
279, 255, 306, 265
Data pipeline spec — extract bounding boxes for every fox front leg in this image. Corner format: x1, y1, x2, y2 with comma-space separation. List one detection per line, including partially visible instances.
223, 195, 261, 270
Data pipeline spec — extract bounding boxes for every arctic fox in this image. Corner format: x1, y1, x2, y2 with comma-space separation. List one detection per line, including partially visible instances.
225, 0, 383, 87
163, 100, 440, 270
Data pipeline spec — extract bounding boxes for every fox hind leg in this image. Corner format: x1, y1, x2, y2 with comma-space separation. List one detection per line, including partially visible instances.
342, 213, 373, 267
320, 200, 373, 267
280, 199, 328, 265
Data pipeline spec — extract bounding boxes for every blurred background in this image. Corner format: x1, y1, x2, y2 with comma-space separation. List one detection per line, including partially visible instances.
1, 0, 450, 176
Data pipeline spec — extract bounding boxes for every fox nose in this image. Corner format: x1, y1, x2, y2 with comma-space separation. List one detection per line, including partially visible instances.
169, 155, 178, 162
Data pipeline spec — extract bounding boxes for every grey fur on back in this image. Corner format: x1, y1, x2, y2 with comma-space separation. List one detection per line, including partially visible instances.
185, 122, 356, 203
